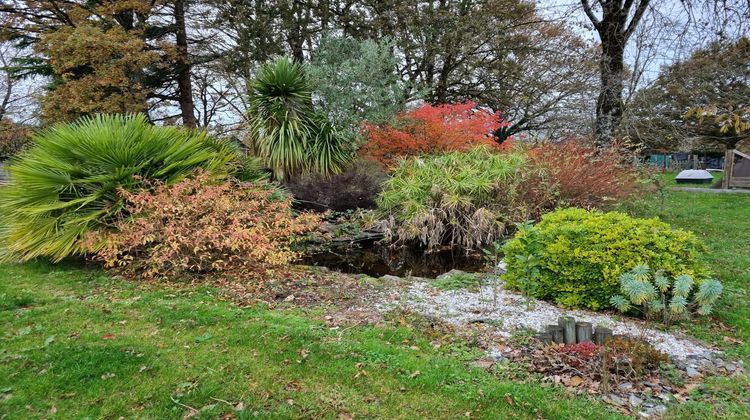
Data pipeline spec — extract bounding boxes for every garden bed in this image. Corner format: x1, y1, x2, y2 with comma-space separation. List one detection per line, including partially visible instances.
302, 269, 746, 416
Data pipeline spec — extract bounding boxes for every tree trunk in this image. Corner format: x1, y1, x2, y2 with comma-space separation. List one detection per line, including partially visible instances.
174, 0, 197, 128
595, 39, 625, 147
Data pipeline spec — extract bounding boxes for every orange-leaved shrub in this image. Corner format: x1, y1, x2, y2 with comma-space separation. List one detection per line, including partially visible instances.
519, 140, 640, 217
360, 101, 510, 167
84, 174, 321, 280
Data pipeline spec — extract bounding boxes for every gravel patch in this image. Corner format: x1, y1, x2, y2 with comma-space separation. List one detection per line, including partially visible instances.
376, 278, 719, 361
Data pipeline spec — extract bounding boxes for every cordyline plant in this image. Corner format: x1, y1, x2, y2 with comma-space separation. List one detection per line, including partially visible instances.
246, 57, 352, 180
84, 173, 321, 280
610, 264, 723, 325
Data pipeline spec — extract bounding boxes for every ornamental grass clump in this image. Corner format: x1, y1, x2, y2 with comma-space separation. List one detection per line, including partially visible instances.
377, 146, 527, 250
0, 114, 236, 262
503, 208, 710, 310
610, 264, 723, 325
85, 173, 321, 280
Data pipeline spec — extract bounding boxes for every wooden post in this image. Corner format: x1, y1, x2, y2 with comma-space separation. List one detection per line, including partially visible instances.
575, 322, 593, 343
594, 327, 613, 345
536, 332, 553, 345
546, 325, 564, 343
722, 149, 735, 189
558, 316, 576, 344
692, 154, 699, 170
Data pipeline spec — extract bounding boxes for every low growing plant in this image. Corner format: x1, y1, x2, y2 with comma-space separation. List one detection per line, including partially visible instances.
285, 159, 388, 212
0, 114, 236, 262
503, 208, 709, 310
432, 272, 484, 291
377, 146, 527, 250
85, 174, 321, 280
610, 264, 723, 325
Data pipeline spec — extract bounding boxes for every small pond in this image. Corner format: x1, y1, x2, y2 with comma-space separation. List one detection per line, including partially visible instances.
300, 242, 487, 278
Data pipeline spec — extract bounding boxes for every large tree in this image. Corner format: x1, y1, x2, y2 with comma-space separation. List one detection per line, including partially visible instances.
0, 0, 202, 125
623, 38, 750, 150
625, 37, 750, 152
579, 0, 750, 147
580, 0, 651, 147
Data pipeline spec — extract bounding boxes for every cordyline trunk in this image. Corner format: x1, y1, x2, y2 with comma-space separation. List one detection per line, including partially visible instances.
174, 0, 197, 128
596, 38, 625, 148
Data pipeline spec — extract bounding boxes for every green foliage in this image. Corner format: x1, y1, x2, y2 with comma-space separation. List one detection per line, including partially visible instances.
503, 208, 710, 310
246, 57, 352, 179
611, 265, 723, 325
377, 147, 527, 250
0, 114, 236, 262
306, 36, 409, 143
233, 154, 270, 182
432, 272, 484, 291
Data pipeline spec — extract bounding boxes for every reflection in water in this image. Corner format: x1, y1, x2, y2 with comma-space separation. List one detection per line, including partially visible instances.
300, 242, 486, 278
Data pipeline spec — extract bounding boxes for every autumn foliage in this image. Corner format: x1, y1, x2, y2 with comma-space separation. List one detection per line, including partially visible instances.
360, 102, 509, 167
86, 174, 321, 280
520, 140, 640, 216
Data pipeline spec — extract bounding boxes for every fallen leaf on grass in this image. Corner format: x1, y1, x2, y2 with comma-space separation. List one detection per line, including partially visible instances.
723, 336, 744, 345
504, 393, 515, 406
409, 370, 421, 379
101, 334, 116, 340
569, 376, 584, 387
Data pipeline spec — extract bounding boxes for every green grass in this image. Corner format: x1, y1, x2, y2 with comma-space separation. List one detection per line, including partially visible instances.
0, 262, 621, 419
627, 191, 750, 358
657, 170, 722, 187
2, 188, 750, 418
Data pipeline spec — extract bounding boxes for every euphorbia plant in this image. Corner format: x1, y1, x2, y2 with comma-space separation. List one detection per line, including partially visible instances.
610, 264, 723, 325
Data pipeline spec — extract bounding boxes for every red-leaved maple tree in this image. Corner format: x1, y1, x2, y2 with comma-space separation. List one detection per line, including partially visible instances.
360, 102, 510, 167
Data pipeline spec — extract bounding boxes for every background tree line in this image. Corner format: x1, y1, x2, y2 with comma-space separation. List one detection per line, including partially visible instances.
0, 0, 748, 152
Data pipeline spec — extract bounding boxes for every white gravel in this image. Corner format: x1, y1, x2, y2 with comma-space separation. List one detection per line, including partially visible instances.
376, 278, 719, 361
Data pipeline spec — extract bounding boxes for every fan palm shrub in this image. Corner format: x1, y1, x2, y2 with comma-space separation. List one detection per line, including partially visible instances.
0, 114, 236, 262
247, 57, 351, 179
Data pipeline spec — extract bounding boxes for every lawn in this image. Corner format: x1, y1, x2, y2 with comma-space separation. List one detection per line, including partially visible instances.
627, 190, 750, 358
656, 170, 723, 187
0, 262, 621, 419
1, 189, 749, 419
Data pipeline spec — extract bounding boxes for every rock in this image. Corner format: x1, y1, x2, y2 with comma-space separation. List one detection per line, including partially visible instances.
686, 366, 701, 378
657, 392, 673, 402
318, 222, 338, 234
606, 394, 626, 406
494, 260, 507, 275
436, 269, 467, 280
725, 363, 737, 372
628, 394, 642, 407
379, 275, 401, 284
618, 382, 633, 392
640, 404, 667, 418
284, 295, 295, 302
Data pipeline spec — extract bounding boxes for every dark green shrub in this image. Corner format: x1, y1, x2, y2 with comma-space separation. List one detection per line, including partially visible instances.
503, 208, 709, 310
285, 159, 387, 212
0, 114, 236, 262
377, 146, 527, 250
